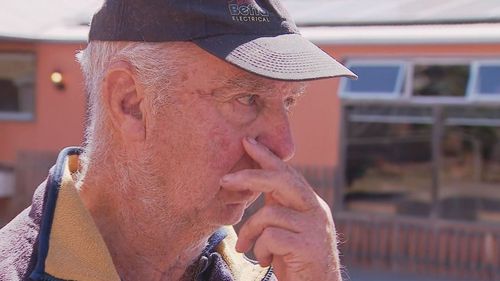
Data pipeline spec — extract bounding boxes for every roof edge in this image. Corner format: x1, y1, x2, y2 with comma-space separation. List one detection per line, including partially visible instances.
296, 19, 500, 28
300, 23, 500, 45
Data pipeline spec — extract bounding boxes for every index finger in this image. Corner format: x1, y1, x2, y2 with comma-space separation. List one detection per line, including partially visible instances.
220, 169, 315, 211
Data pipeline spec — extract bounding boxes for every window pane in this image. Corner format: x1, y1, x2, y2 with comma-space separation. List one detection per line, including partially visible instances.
0, 53, 35, 114
440, 125, 500, 223
478, 65, 500, 95
344, 65, 402, 95
413, 64, 469, 97
344, 106, 433, 217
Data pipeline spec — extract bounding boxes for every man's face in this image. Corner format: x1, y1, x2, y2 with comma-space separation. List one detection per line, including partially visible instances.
141, 46, 305, 229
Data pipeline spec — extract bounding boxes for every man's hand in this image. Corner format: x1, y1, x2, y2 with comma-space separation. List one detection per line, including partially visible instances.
220, 137, 342, 281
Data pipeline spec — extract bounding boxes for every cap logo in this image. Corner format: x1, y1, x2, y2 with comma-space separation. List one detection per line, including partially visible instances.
228, 0, 270, 23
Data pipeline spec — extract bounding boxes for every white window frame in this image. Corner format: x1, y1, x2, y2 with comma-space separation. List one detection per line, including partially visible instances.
339, 60, 407, 99
467, 60, 500, 101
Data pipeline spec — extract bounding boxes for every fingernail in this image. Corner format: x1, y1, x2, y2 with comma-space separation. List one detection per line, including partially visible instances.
221, 174, 233, 183
235, 240, 242, 252
246, 137, 257, 145
235, 239, 246, 253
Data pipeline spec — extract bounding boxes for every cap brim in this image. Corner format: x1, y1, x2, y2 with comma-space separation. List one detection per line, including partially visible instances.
194, 34, 357, 81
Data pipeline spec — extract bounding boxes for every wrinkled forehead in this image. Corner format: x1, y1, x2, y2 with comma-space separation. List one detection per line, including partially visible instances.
178, 43, 307, 98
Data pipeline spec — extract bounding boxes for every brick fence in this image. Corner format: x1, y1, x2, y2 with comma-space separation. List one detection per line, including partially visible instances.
336, 212, 500, 281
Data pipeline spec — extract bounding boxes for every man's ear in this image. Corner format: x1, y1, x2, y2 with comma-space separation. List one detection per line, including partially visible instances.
101, 62, 145, 142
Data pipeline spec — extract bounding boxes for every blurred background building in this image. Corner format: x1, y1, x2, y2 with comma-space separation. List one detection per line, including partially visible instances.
1, 0, 500, 280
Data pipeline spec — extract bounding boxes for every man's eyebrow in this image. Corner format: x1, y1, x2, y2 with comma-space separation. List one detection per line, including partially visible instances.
221, 74, 272, 94
214, 74, 307, 97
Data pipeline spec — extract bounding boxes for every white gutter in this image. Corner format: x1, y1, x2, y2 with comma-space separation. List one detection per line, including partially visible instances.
300, 23, 500, 45
0, 25, 89, 43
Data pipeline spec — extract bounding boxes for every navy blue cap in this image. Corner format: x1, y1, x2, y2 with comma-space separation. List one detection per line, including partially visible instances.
89, 0, 357, 81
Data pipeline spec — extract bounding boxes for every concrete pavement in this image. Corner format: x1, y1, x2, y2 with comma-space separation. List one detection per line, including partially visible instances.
343, 268, 466, 281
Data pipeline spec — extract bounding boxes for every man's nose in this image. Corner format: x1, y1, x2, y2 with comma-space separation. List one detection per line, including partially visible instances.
255, 108, 295, 162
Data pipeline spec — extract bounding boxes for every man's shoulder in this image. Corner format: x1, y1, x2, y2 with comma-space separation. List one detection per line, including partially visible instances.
0, 179, 48, 281
0, 207, 40, 280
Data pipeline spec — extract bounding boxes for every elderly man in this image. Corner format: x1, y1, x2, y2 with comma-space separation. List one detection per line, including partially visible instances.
0, 0, 356, 280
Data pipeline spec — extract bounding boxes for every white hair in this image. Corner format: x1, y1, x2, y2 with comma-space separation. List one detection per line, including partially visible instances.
75, 41, 193, 189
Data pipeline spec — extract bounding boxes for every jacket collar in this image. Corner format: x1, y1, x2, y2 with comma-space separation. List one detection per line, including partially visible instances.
30, 147, 120, 281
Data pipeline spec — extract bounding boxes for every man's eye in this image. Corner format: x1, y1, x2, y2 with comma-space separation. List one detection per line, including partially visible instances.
236, 94, 257, 106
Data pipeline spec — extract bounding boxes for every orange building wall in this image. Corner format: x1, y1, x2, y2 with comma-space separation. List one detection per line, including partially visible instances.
289, 78, 341, 167
289, 43, 500, 168
0, 42, 87, 165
